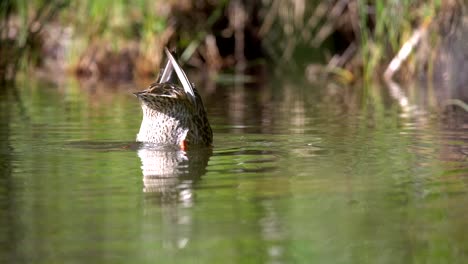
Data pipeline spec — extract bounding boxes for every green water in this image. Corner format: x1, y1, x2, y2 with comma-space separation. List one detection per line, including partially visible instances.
1, 77, 468, 264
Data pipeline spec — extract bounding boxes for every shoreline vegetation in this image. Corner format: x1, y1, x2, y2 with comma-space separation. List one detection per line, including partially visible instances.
0, 1, 466, 96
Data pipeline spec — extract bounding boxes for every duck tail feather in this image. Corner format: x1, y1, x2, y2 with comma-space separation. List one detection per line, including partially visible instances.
164, 48, 196, 104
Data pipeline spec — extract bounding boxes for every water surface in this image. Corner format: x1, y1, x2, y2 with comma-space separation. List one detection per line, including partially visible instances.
1, 77, 467, 263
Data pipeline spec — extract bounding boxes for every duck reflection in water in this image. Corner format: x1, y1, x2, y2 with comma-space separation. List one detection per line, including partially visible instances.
136, 145, 211, 251
137, 146, 211, 202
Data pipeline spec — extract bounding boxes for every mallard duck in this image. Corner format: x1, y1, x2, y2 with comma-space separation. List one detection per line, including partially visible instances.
134, 48, 212, 150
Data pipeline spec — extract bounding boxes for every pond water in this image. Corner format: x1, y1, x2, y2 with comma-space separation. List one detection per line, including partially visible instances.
1, 76, 468, 263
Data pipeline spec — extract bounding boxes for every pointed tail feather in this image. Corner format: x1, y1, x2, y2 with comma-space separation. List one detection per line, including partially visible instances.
164, 48, 196, 104
157, 57, 173, 84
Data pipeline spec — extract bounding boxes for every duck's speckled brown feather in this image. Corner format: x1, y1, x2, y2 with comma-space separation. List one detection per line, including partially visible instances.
135, 78, 212, 148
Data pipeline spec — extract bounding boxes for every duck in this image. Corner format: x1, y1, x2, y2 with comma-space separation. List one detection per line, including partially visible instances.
134, 48, 212, 150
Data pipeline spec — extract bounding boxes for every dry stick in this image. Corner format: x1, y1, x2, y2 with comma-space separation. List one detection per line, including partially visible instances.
325, 42, 356, 83
293, 0, 305, 29
312, 0, 348, 47
259, 0, 280, 36
444, 99, 468, 113
383, 19, 431, 111
301, 1, 329, 42
384, 20, 430, 80
327, 41, 357, 69
180, 0, 228, 64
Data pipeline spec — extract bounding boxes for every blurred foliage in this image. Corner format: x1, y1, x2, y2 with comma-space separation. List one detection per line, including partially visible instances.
0, 0, 459, 86
0, 0, 70, 83
259, 0, 444, 84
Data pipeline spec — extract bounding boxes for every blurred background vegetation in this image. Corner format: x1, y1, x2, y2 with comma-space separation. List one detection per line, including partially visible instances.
0, 0, 466, 97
